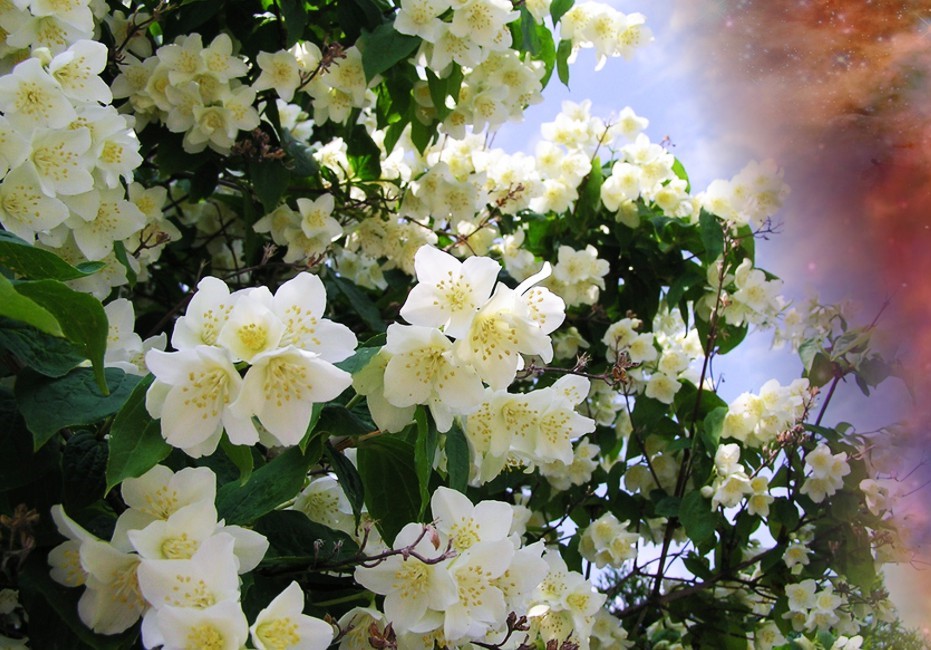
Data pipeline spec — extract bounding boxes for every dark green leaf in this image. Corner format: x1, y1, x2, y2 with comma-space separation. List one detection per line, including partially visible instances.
0, 318, 85, 377
698, 209, 724, 262
329, 275, 386, 332
16, 367, 140, 451
346, 123, 383, 181
338, 0, 384, 42
359, 22, 420, 82
253, 510, 360, 569
13, 278, 109, 392
279, 0, 308, 46
682, 552, 713, 580
156, 131, 211, 176
654, 495, 680, 517
325, 442, 365, 526
413, 407, 437, 518
679, 491, 716, 548
220, 435, 255, 485
106, 374, 171, 494
806, 352, 836, 388
0, 388, 58, 490
0, 275, 61, 336
62, 430, 108, 510
0, 231, 104, 280
358, 434, 420, 542
217, 446, 319, 525
444, 422, 470, 493
250, 160, 292, 212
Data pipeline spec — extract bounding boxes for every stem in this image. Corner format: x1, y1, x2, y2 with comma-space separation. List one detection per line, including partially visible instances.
814, 374, 841, 427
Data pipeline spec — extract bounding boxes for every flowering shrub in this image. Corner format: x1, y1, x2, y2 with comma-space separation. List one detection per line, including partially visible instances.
0, 0, 912, 648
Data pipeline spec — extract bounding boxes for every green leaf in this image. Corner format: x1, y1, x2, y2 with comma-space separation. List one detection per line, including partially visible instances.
671, 157, 691, 193
0, 231, 104, 280
413, 407, 438, 518
806, 351, 836, 388
278, 0, 308, 46
0, 318, 85, 377
335, 345, 380, 375
329, 275, 386, 332
0, 388, 59, 490
220, 435, 255, 485
360, 22, 420, 82
701, 407, 727, 451
698, 209, 724, 262
444, 422, 470, 493
62, 430, 108, 510
556, 39, 572, 87
346, 122, 383, 181
679, 491, 716, 548
253, 510, 360, 569
358, 434, 420, 542
216, 446, 319, 525
13, 278, 109, 392
16, 367, 140, 451
0, 275, 61, 336
156, 130, 211, 176
518, 7, 542, 55
337, 0, 384, 42
550, 0, 574, 23
537, 23, 557, 87
112, 241, 137, 289
325, 442, 365, 526
105, 374, 171, 494
250, 159, 292, 212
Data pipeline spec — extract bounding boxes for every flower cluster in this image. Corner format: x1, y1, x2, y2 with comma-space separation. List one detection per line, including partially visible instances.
579, 512, 639, 568
800, 443, 851, 503
48, 465, 333, 649
601, 133, 693, 226
465, 375, 596, 484
393, 0, 518, 71
560, 3, 653, 70
722, 378, 810, 447
697, 159, 790, 231
113, 33, 259, 153
360, 245, 566, 434
145, 272, 357, 456
354, 487, 549, 645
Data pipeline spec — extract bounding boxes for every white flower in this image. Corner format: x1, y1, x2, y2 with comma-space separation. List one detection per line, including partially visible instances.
400, 245, 501, 339
382, 324, 484, 432
354, 523, 458, 634
146, 600, 249, 650
136, 534, 240, 611
431, 486, 512, 553
77, 539, 145, 635
48, 39, 111, 103
0, 164, 69, 240
171, 276, 239, 349
0, 57, 76, 129
251, 582, 334, 650
253, 50, 302, 102
455, 263, 564, 390
231, 346, 352, 447
145, 345, 259, 455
